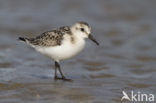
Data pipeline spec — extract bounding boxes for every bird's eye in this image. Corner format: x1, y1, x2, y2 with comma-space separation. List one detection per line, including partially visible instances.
80, 28, 85, 32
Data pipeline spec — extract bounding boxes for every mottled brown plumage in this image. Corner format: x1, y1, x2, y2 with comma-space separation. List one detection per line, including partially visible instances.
28, 26, 71, 47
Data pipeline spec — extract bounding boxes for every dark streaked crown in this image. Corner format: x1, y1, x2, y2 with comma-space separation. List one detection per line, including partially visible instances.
77, 21, 89, 27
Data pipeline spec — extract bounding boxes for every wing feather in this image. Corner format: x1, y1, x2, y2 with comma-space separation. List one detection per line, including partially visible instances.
28, 26, 71, 47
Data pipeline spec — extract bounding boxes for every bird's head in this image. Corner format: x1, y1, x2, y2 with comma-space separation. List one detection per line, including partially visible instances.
71, 21, 99, 45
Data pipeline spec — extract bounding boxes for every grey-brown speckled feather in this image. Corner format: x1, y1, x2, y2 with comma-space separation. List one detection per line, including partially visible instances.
28, 26, 72, 47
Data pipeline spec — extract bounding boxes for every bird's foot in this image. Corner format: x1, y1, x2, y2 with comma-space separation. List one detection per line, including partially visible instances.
62, 76, 72, 81
54, 76, 72, 81
54, 76, 62, 80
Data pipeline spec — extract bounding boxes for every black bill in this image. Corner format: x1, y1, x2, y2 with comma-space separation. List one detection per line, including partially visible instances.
88, 34, 99, 45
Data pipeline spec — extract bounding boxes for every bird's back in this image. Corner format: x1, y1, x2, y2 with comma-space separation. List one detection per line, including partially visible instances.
20, 26, 72, 47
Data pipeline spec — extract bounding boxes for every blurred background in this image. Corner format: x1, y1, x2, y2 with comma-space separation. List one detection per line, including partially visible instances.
0, 0, 156, 103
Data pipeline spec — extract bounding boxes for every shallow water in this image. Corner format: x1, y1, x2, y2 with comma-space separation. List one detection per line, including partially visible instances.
0, 0, 156, 103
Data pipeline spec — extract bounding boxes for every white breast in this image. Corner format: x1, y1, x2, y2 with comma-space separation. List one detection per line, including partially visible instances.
35, 35, 85, 62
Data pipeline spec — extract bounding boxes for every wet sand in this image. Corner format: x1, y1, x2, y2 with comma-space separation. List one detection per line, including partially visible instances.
0, 0, 156, 103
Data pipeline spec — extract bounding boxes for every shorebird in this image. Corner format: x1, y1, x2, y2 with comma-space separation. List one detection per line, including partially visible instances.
19, 21, 99, 81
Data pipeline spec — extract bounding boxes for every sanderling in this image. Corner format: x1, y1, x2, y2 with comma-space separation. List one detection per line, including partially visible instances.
19, 21, 99, 81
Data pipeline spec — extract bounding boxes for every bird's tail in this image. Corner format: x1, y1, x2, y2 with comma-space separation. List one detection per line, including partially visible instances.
18, 37, 34, 47
18, 37, 28, 42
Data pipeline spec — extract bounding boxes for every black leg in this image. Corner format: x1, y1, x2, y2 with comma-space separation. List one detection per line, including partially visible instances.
55, 61, 65, 78
54, 61, 72, 81
54, 61, 58, 79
